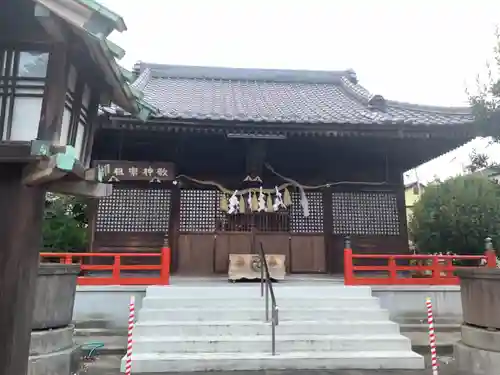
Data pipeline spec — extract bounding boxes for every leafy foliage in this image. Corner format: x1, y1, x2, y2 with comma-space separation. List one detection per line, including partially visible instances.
465, 149, 491, 172
42, 193, 89, 252
467, 30, 500, 168
468, 30, 500, 135
409, 175, 500, 254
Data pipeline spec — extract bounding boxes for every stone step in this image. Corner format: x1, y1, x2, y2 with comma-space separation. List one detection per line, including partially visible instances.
145, 285, 373, 299
133, 320, 400, 337
138, 306, 390, 322
141, 296, 380, 309
132, 334, 412, 354
121, 351, 425, 372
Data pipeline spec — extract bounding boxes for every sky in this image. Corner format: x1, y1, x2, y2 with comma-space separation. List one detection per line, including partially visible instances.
99, 0, 500, 184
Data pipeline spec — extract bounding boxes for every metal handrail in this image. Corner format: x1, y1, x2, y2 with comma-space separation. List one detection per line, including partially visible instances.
258, 242, 279, 355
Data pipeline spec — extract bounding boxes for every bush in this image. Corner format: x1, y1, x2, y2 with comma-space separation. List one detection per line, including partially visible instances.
42, 193, 89, 252
409, 175, 500, 254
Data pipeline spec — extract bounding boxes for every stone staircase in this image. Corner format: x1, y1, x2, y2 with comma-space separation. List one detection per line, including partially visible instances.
121, 285, 424, 372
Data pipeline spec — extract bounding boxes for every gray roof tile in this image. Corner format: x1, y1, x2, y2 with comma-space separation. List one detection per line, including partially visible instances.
102, 63, 473, 126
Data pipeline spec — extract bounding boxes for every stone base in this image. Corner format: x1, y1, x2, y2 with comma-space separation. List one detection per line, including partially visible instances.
462, 323, 500, 352
28, 325, 81, 375
454, 340, 500, 375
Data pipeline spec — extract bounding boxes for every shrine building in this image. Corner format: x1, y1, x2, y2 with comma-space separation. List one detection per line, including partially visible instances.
92, 63, 476, 275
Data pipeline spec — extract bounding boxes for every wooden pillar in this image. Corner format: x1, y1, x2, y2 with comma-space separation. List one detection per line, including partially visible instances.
169, 184, 181, 273
0, 163, 45, 375
395, 182, 410, 250
322, 185, 334, 273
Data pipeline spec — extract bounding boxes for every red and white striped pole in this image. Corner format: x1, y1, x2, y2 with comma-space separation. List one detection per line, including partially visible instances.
125, 296, 135, 375
426, 297, 438, 375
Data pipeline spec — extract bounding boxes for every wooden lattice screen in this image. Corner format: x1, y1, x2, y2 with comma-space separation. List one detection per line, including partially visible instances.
331, 191, 399, 235
179, 189, 217, 232
290, 191, 324, 233
96, 187, 171, 232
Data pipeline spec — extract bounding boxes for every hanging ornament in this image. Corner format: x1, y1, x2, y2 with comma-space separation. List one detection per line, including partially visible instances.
220, 194, 228, 212
239, 195, 246, 213
257, 186, 266, 212
283, 187, 292, 206
300, 190, 310, 217
273, 186, 285, 211
251, 191, 259, 211
228, 191, 239, 214
247, 191, 252, 211
267, 193, 273, 212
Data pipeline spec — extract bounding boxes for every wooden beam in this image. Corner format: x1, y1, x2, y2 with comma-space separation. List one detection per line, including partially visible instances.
0, 163, 45, 375
21, 157, 68, 186
34, 4, 67, 43
82, 88, 101, 168
0, 142, 37, 162
22, 158, 66, 185
46, 180, 112, 198
68, 76, 84, 145
37, 42, 68, 142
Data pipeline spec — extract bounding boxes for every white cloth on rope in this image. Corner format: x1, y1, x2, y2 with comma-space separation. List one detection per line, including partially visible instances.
247, 191, 252, 211
273, 186, 285, 211
265, 163, 310, 217
258, 186, 266, 212
228, 190, 239, 214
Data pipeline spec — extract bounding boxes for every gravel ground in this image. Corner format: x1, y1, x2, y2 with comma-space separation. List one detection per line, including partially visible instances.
82, 355, 458, 375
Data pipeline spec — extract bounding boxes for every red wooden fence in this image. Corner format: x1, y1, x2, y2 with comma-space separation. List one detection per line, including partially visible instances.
344, 247, 497, 285
40, 246, 497, 286
39, 248, 171, 286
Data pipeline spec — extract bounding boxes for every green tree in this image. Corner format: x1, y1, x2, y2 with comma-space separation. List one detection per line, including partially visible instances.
467, 29, 500, 160
468, 29, 500, 132
409, 175, 500, 254
42, 193, 89, 252
465, 149, 491, 172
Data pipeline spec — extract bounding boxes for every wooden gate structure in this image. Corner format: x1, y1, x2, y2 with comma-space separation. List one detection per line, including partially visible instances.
91, 63, 476, 275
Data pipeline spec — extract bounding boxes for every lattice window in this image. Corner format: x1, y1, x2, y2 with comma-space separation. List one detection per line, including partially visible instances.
180, 189, 217, 232
96, 188, 171, 232
332, 192, 399, 235
290, 192, 323, 233
215, 192, 228, 231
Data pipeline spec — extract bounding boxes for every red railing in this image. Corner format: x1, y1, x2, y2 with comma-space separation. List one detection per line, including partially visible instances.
39, 248, 171, 286
344, 248, 497, 285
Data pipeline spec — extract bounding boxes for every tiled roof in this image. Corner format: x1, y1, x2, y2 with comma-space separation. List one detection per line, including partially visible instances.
103, 62, 473, 126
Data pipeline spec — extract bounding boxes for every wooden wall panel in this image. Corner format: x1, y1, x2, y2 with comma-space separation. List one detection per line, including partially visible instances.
329, 234, 409, 273
93, 232, 165, 251
255, 233, 291, 272
92, 232, 165, 266
352, 235, 407, 254
290, 235, 326, 273
177, 234, 215, 275
214, 233, 252, 273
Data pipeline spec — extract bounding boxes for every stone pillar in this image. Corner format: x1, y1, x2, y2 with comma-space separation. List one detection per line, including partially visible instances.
455, 263, 500, 375
28, 263, 81, 375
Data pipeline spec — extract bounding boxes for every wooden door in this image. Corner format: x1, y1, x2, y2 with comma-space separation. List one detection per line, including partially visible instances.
255, 233, 291, 273
177, 234, 215, 275
214, 233, 252, 273
290, 235, 326, 273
